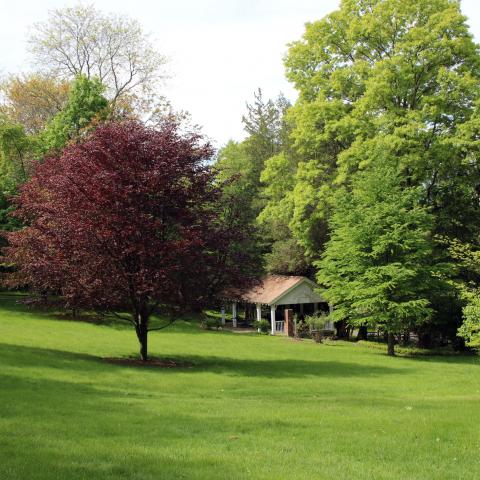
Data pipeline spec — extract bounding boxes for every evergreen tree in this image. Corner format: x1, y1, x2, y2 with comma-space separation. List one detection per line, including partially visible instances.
317, 154, 443, 355
242, 89, 288, 182
215, 90, 293, 274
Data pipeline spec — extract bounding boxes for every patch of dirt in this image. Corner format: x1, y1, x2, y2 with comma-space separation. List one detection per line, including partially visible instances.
104, 357, 194, 368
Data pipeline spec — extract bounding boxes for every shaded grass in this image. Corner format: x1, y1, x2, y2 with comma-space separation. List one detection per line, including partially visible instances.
356, 339, 473, 357
0, 297, 479, 479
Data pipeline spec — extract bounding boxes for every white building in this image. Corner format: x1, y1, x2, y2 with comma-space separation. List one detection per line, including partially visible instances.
223, 275, 332, 335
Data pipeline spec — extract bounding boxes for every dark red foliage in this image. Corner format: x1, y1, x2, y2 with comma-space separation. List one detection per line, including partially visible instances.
3, 120, 256, 359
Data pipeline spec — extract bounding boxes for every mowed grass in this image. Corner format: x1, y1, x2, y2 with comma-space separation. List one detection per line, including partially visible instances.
0, 297, 479, 480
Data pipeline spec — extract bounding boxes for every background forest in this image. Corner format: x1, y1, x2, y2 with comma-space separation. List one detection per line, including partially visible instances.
214, 0, 480, 351
2, 0, 480, 352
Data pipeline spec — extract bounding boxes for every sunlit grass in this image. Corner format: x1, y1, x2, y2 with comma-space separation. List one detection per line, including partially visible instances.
0, 296, 479, 479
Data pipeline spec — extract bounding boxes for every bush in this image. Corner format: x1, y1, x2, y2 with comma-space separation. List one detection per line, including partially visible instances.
296, 320, 310, 338
201, 317, 222, 330
311, 330, 323, 343
253, 319, 270, 334
301, 313, 335, 342
304, 313, 329, 332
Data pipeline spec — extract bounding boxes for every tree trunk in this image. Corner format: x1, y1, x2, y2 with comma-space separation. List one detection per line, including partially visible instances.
135, 309, 149, 362
357, 325, 368, 341
417, 331, 432, 349
387, 332, 395, 356
335, 320, 349, 339
346, 325, 352, 340
139, 327, 148, 362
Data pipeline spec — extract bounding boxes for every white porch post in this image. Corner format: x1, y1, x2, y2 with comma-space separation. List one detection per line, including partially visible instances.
232, 302, 237, 328
256, 303, 262, 332
314, 302, 319, 314
328, 304, 334, 331
221, 306, 225, 325
270, 304, 276, 335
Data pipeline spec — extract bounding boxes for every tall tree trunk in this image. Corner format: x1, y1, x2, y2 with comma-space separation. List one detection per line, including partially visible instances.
387, 332, 395, 356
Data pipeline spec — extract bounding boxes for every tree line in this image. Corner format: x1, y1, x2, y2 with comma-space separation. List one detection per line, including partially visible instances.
0, 4, 168, 243
0, 4, 258, 361
2, 0, 480, 357
215, 0, 480, 355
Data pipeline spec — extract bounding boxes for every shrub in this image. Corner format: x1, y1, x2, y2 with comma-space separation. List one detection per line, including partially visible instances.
253, 319, 270, 334
311, 330, 323, 343
201, 317, 222, 330
296, 320, 310, 338
305, 313, 328, 332
302, 313, 336, 342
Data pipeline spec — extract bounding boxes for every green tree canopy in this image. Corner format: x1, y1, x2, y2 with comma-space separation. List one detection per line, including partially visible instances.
449, 240, 480, 348
215, 90, 295, 274
38, 75, 109, 155
285, 0, 480, 254
317, 152, 445, 355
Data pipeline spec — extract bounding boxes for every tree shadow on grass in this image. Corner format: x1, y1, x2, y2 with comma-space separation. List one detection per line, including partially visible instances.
0, 342, 102, 372
156, 353, 407, 378
0, 453, 241, 480
0, 342, 407, 379
399, 353, 480, 366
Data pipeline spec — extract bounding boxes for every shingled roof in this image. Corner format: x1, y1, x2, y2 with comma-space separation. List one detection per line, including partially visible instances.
235, 275, 318, 305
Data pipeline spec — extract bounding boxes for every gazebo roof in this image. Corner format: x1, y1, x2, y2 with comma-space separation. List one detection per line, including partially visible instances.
236, 274, 323, 306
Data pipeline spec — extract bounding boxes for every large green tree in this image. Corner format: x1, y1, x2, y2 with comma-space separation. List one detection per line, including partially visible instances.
215, 90, 295, 274
317, 154, 444, 355
278, 0, 480, 343
285, 0, 480, 253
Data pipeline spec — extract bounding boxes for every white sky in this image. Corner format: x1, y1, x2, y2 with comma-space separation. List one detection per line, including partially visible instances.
0, 0, 479, 148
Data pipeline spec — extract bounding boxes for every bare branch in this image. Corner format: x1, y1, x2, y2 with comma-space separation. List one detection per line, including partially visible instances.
27, 4, 168, 113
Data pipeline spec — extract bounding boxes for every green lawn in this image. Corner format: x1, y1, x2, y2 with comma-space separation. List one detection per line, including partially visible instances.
0, 296, 479, 480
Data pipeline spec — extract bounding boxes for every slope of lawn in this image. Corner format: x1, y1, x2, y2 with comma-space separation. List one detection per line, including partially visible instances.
0, 295, 479, 480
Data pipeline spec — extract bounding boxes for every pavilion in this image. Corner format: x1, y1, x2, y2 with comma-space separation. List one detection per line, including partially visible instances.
222, 274, 331, 335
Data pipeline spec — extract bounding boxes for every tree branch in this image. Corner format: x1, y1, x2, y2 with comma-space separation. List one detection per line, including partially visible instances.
148, 318, 176, 332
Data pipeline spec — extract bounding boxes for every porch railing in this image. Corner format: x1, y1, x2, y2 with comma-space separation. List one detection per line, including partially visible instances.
275, 320, 285, 333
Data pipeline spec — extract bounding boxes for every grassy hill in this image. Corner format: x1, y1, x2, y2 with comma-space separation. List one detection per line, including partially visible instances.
0, 296, 479, 479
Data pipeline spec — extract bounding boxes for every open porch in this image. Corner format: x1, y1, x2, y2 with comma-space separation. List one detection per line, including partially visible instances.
222, 275, 332, 335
